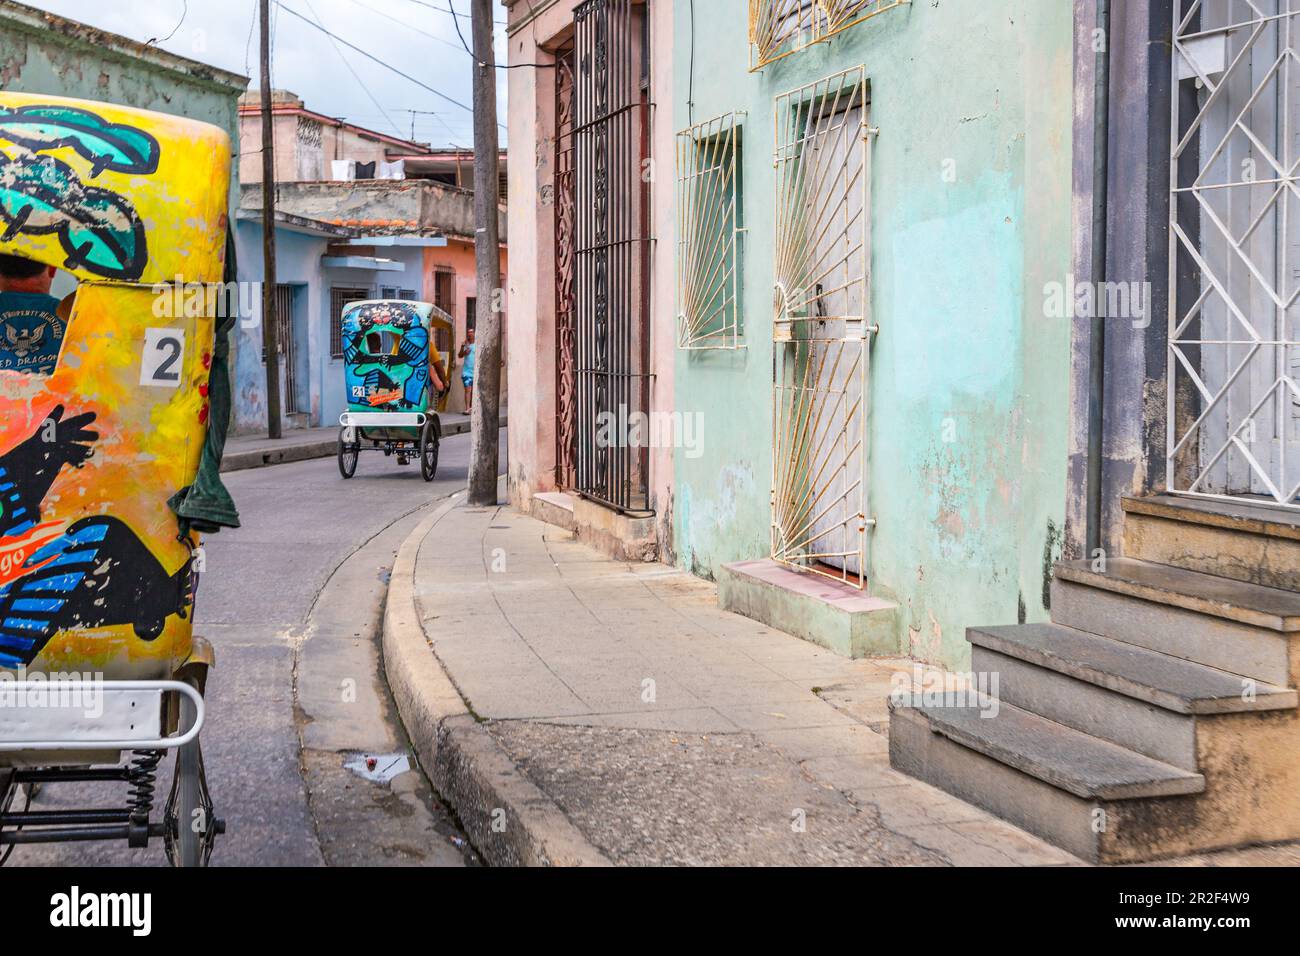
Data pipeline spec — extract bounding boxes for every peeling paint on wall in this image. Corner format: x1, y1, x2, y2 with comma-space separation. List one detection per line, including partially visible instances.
1041, 517, 1063, 610
672, 0, 1074, 668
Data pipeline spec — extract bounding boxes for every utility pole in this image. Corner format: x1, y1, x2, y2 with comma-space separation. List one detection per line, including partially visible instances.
260, 0, 282, 440
466, 0, 502, 505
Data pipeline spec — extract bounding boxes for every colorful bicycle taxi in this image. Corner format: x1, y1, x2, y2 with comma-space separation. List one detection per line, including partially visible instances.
0, 92, 239, 866
336, 299, 451, 481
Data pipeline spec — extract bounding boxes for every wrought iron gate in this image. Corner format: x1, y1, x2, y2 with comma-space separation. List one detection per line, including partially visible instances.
555, 44, 578, 490
771, 67, 875, 587
571, 0, 654, 514
1170, 0, 1300, 509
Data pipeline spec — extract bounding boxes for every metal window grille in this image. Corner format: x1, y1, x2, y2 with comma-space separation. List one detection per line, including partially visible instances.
771, 67, 876, 588
571, 0, 655, 515
555, 42, 579, 490
330, 286, 370, 358
1169, 0, 1300, 509
749, 0, 908, 72
676, 111, 746, 349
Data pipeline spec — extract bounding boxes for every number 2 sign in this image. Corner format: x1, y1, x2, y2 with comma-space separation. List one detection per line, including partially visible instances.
140, 328, 185, 388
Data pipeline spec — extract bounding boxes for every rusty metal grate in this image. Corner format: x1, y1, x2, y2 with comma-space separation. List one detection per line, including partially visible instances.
571, 0, 654, 515
676, 111, 746, 350
555, 43, 579, 490
749, 0, 908, 72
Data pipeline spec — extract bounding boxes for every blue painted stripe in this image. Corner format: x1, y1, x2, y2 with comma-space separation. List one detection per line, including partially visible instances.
11, 597, 64, 613
22, 572, 82, 593
32, 548, 98, 570
0, 651, 27, 668
30, 533, 100, 563
0, 632, 36, 649
71, 523, 109, 543
3, 617, 48, 633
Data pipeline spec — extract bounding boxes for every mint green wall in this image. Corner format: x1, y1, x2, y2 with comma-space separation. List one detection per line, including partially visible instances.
672, 1, 1074, 667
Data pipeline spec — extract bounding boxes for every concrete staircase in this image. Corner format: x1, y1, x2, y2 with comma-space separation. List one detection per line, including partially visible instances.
889, 494, 1300, 863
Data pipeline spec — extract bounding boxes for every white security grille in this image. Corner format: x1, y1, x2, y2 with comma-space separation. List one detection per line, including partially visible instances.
1170, 0, 1300, 509
676, 111, 745, 349
771, 67, 877, 588
749, 0, 908, 72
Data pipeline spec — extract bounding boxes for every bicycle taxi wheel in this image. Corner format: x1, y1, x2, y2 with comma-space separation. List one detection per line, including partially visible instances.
419, 418, 439, 482
337, 426, 360, 479
0, 93, 238, 866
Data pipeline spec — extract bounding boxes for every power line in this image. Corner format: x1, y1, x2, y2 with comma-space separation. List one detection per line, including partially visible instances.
146, 0, 188, 46
342, 0, 472, 55
300, 0, 406, 139
350, 0, 549, 72
447, 0, 554, 69
244, 0, 258, 76
272, 1, 504, 129
402, 0, 506, 27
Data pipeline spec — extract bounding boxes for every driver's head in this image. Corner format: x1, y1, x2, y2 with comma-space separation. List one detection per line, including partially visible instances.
0, 253, 57, 294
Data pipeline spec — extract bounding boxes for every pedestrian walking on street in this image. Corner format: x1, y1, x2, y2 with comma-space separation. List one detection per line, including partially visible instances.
458, 326, 476, 414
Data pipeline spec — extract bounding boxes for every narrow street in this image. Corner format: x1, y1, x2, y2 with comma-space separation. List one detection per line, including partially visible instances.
11, 429, 504, 867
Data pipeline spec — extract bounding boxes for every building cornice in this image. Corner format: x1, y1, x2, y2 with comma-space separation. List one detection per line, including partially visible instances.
238, 103, 436, 154
503, 0, 565, 38
0, 0, 248, 93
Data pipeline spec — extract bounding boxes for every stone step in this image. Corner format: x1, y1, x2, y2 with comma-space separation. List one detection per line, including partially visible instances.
887, 694, 1208, 862
890, 701, 1209, 863
530, 491, 576, 533
971, 623, 1296, 715
1050, 556, 1300, 686
1055, 557, 1300, 632
889, 693, 1205, 801
1122, 495, 1299, 591
969, 623, 1296, 771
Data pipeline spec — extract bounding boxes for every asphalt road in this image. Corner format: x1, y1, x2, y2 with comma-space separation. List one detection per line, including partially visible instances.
8, 429, 505, 867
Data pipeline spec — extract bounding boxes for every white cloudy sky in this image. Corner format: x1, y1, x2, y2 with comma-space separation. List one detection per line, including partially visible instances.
28, 0, 509, 147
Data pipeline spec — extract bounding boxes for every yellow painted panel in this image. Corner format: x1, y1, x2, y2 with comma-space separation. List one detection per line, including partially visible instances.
0, 283, 216, 676
0, 91, 231, 285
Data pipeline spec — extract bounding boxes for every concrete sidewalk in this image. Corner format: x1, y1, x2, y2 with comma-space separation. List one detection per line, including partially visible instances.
222, 412, 494, 472
387, 498, 1087, 866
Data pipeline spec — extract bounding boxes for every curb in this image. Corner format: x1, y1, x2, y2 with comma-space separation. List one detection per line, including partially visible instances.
381, 492, 612, 867
220, 417, 504, 473
221, 439, 337, 473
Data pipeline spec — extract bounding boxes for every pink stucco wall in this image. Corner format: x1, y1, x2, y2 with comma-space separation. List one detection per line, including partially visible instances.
647, 0, 676, 557
506, 0, 675, 553
423, 238, 509, 414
